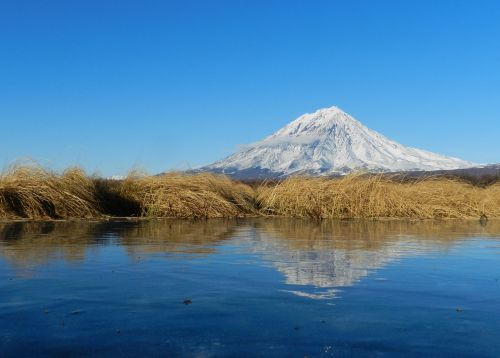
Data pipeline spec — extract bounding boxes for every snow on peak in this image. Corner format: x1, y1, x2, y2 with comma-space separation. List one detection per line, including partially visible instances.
269, 106, 362, 139
202, 106, 475, 177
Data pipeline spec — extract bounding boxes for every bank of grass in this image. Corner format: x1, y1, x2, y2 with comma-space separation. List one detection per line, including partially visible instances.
256, 175, 500, 219
0, 165, 257, 219
0, 165, 499, 220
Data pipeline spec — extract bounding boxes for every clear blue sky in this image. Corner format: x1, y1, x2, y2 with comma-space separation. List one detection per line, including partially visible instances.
1, 0, 499, 176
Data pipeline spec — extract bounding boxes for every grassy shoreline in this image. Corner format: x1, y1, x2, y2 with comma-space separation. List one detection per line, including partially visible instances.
1, 165, 499, 220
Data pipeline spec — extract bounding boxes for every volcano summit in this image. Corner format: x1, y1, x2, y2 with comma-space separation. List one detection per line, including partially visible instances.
200, 106, 474, 178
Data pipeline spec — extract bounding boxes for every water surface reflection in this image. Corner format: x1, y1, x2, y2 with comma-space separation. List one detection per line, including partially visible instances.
1, 219, 500, 357
1, 219, 499, 292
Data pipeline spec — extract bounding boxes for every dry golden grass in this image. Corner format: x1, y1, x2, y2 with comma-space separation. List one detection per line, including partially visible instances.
256, 174, 500, 219
1, 165, 498, 220
118, 172, 257, 219
0, 165, 99, 219
0, 166, 258, 220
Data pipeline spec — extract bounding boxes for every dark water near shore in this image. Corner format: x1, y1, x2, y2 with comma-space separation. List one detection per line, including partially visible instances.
1, 219, 500, 357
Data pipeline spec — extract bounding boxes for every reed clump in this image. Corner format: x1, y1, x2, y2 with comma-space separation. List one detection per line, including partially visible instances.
256, 174, 500, 219
117, 172, 257, 219
0, 165, 99, 219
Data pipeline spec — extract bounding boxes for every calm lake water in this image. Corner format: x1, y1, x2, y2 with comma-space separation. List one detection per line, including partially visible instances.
1, 219, 499, 357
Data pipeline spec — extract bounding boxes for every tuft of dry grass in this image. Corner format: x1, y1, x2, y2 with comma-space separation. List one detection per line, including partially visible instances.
0, 165, 100, 219
256, 174, 500, 219
117, 172, 257, 219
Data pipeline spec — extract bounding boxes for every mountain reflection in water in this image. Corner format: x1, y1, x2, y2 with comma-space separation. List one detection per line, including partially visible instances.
1, 219, 499, 297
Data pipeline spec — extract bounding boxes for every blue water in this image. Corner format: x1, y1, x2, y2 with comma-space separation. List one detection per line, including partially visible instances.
0, 219, 499, 357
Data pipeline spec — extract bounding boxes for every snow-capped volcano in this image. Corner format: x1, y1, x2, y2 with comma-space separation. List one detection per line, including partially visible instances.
201, 106, 474, 178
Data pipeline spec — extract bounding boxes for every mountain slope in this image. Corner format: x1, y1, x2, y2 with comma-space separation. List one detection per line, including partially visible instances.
200, 106, 475, 178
